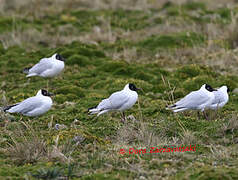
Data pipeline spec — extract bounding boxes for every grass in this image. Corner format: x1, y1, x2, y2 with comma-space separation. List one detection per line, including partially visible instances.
0, 0, 238, 179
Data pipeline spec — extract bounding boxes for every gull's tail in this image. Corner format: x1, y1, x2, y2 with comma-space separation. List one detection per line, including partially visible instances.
23, 67, 31, 74
88, 106, 109, 116
3, 104, 18, 112
166, 104, 177, 110
171, 107, 188, 112
23, 67, 37, 77
166, 104, 187, 112
88, 106, 99, 115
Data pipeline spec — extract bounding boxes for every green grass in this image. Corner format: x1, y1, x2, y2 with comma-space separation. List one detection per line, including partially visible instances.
138, 32, 206, 51
0, 0, 238, 179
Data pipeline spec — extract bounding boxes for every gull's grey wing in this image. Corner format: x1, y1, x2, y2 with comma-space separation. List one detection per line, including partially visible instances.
175, 91, 210, 108
97, 91, 129, 110
8, 96, 43, 114
29, 58, 53, 74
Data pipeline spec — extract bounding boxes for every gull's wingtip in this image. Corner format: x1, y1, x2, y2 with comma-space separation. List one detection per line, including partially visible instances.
3, 106, 10, 112
2, 104, 18, 112
166, 104, 176, 110
165, 107, 170, 110
88, 106, 98, 115
23, 67, 31, 74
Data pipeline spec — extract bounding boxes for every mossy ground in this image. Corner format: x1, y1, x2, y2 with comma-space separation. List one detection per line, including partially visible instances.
0, 0, 238, 179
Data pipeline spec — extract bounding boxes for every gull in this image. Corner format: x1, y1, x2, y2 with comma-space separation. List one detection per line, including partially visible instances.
23, 53, 66, 88
3, 89, 53, 117
167, 84, 217, 118
88, 83, 140, 123
208, 85, 229, 110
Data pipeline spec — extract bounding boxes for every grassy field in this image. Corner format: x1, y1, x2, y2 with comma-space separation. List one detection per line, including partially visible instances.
1, 0, 238, 179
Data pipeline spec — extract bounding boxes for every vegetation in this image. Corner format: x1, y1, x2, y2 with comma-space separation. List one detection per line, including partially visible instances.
0, 0, 238, 179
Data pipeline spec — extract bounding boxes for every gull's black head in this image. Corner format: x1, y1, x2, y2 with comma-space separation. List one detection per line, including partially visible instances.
55, 54, 66, 62
129, 83, 139, 91
205, 84, 217, 92
41, 89, 54, 96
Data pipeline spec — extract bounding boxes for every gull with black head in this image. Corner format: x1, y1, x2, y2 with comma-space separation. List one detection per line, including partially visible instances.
3, 89, 53, 117
88, 83, 140, 123
167, 84, 217, 119
23, 53, 66, 88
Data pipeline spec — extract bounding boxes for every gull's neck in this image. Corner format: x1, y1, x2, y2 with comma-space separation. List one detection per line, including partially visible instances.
36, 90, 43, 96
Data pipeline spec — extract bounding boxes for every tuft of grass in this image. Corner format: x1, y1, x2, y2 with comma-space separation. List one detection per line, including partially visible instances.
31, 167, 62, 180
3, 122, 48, 165
182, 1, 206, 11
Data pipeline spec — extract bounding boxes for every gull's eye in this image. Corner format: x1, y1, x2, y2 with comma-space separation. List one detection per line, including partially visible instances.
42, 89, 47, 96
56, 54, 60, 60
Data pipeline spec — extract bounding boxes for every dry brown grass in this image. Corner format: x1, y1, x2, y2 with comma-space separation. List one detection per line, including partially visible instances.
219, 113, 238, 139
1, 0, 236, 15
2, 121, 48, 165
0, 26, 39, 49
0, 121, 77, 165
48, 134, 75, 163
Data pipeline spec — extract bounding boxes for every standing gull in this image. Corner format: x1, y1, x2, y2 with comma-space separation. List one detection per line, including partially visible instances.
88, 83, 140, 122
23, 53, 66, 88
167, 84, 217, 118
3, 89, 53, 117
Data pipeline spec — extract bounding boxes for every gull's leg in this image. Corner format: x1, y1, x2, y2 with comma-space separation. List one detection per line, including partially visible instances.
203, 111, 209, 120
216, 108, 218, 116
123, 112, 127, 122
46, 78, 52, 90
46, 79, 49, 90
120, 112, 126, 123
20, 114, 23, 121
120, 112, 124, 123
197, 111, 201, 120
49, 78, 52, 89
215, 105, 219, 119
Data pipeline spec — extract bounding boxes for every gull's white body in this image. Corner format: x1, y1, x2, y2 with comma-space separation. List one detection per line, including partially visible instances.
5, 90, 53, 117
209, 86, 229, 110
89, 84, 138, 116
26, 54, 64, 78
169, 84, 215, 112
